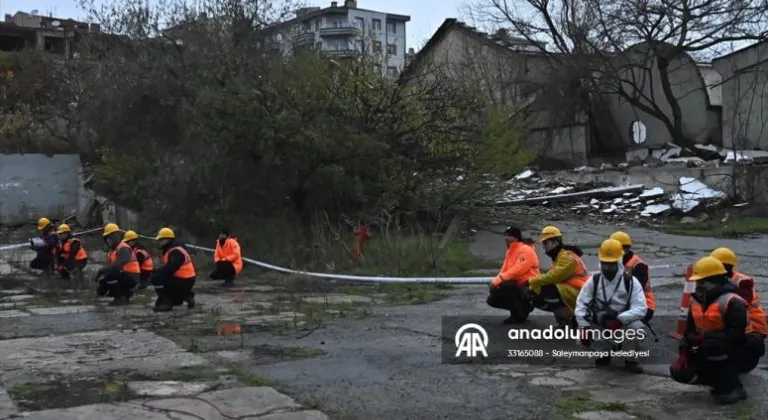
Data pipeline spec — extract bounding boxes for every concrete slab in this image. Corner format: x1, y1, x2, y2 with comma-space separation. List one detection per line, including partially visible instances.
0, 303, 20, 309
144, 387, 302, 418
301, 294, 373, 304
215, 350, 250, 362
0, 310, 29, 318
16, 402, 172, 419
2, 295, 35, 302
244, 312, 305, 325
58, 299, 81, 304
0, 388, 19, 418
588, 387, 656, 403
26, 306, 96, 315
574, 411, 636, 420
259, 411, 330, 420
0, 312, 114, 340
0, 330, 207, 386
530, 377, 574, 386
0, 289, 28, 295
127, 381, 212, 396
238, 286, 279, 292
0, 262, 13, 275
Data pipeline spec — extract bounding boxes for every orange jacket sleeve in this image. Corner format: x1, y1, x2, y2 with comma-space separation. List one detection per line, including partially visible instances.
214, 243, 224, 262
225, 239, 241, 262
499, 246, 536, 281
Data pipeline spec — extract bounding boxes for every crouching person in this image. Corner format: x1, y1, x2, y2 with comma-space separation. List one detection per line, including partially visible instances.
123, 230, 154, 290
210, 228, 243, 287
487, 225, 540, 324
55, 224, 88, 279
29, 217, 58, 273
152, 228, 196, 312
95, 223, 139, 305
670, 256, 765, 405
527, 226, 588, 328
575, 239, 647, 373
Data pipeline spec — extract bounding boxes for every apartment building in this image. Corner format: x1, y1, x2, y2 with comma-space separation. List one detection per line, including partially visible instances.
0, 11, 99, 58
268, 0, 410, 78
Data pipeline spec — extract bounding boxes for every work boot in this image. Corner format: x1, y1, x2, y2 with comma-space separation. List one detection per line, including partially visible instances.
716, 388, 748, 405
138, 280, 149, 291
220, 279, 234, 288
595, 356, 611, 368
624, 360, 644, 374
109, 296, 130, 306
553, 307, 573, 328
186, 295, 196, 309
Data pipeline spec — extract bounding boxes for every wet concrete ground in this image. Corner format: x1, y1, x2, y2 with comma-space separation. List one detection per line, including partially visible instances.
0, 222, 766, 419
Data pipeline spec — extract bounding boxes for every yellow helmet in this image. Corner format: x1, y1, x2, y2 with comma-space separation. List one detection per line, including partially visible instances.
598, 239, 624, 263
56, 224, 71, 234
156, 227, 175, 240
711, 247, 737, 267
37, 217, 51, 230
103, 223, 120, 237
540, 225, 562, 242
123, 230, 139, 241
610, 231, 632, 247
689, 256, 728, 282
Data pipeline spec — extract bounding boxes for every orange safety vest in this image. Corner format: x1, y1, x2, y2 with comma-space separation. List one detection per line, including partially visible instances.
108, 241, 141, 274
732, 271, 768, 336
214, 237, 243, 274
555, 249, 589, 289
61, 238, 87, 261
162, 246, 196, 280
690, 292, 755, 334
625, 254, 656, 311
135, 248, 154, 272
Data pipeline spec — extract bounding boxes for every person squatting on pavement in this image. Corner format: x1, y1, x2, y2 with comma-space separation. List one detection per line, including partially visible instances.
123, 230, 154, 290
210, 228, 243, 287
526, 226, 588, 328
95, 223, 139, 305
55, 224, 88, 279
487, 225, 541, 324
710, 247, 768, 338
152, 227, 196, 312
574, 239, 647, 373
610, 231, 655, 324
29, 217, 59, 272
670, 256, 766, 405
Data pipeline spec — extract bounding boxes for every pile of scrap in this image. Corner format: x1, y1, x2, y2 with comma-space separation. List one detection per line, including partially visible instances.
625, 143, 768, 167
498, 170, 728, 221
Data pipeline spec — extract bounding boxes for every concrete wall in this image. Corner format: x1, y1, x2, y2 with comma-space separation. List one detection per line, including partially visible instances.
409, 27, 587, 165
0, 154, 84, 224
603, 43, 718, 148
713, 42, 768, 150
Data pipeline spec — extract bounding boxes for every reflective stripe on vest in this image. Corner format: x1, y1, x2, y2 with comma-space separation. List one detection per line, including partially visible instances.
108, 241, 141, 274
731, 272, 767, 336
162, 246, 196, 279
690, 293, 754, 334
555, 250, 588, 289
625, 254, 655, 311
136, 249, 154, 272
61, 238, 87, 261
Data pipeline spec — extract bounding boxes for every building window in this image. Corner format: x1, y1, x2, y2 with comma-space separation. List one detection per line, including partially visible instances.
387, 66, 398, 78
314, 19, 320, 31
372, 19, 381, 30
332, 20, 345, 28
373, 41, 382, 52
386, 44, 396, 55
355, 17, 365, 29
387, 22, 396, 34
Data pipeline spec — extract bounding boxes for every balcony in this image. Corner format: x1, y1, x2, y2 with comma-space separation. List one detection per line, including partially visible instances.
292, 32, 315, 47
324, 48, 357, 57
318, 23, 359, 37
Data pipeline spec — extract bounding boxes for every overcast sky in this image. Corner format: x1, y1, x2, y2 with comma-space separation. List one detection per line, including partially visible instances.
1, 0, 467, 50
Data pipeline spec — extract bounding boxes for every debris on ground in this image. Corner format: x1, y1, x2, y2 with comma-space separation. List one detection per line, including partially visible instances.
625, 142, 768, 167
495, 170, 728, 222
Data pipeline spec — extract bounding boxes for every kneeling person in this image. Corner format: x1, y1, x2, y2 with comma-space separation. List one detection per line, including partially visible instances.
95, 223, 139, 305
152, 227, 196, 312
670, 256, 763, 404
574, 239, 647, 373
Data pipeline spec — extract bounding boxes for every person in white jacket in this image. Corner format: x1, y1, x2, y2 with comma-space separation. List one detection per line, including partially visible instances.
574, 239, 648, 373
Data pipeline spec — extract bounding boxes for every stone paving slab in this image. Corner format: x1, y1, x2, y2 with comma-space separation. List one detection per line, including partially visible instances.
26, 306, 96, 316
15, 387, 327, 420
0, 330, 207, 386
126, 380, 213, 396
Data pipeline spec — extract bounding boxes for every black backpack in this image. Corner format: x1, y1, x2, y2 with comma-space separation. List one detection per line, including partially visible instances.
585, 271, 634, 324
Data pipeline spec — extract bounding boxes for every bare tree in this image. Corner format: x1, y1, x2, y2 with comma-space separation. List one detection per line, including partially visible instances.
470, 0, 768, 148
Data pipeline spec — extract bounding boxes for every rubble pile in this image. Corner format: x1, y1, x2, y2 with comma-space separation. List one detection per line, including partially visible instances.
498, 170, 729, 221
624, 142, 768, 168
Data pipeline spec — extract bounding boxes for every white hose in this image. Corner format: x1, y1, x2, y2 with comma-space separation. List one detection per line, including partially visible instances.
0, 228, 679, 284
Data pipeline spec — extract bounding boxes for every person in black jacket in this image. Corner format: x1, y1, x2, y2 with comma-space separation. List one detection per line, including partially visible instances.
29, 217, 58, 273
670, 256, 765, 404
